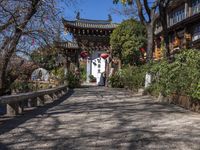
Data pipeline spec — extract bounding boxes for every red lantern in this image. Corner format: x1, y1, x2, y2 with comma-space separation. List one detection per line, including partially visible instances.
140, 47, 145, 53
100, 53, 109, 59
80, 51, 88, 58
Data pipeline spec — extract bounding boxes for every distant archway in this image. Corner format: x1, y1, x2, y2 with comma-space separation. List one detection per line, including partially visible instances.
31, 68, 49, 81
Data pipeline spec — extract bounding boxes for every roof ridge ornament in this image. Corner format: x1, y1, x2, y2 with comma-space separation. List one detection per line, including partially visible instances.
108, 14, 112, 22
76, 12, 80, 20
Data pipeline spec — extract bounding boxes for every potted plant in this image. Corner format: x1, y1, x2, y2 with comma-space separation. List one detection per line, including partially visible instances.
89, 75, 96, 82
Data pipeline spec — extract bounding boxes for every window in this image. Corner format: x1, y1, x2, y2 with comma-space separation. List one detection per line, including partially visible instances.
97, 58, 101, 63
192, 0, 200, 15
192, 24, 200, 41
98, 64, 101, 68
169, 7, 186, 26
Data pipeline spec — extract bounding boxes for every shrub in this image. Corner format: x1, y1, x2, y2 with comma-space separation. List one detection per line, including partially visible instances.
11, 80, 34, 93
109, 65, 147, 90
109, 71, 124, 88
89, 75, 96, 82
66, 71, 81, 88
51, 67, 65, 84
109, 49, 200, 100
80, 63, 87, 82
122, 65, 147, 91
148, 49, 200, 100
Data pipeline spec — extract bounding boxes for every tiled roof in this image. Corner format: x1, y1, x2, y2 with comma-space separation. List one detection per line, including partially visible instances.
63, 18, 118, 29
57, 41, 79, 49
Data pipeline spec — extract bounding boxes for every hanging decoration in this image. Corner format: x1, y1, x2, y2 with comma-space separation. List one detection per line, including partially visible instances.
139, 47, 145, 53
100, 53, 109, 59
80, 50, 88, 58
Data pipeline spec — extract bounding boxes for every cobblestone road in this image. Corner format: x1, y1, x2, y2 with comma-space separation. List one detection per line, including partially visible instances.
0, 86, 200, 150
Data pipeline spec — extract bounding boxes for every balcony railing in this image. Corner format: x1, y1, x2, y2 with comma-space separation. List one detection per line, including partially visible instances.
168, 1, 200, 27
169, 10, 186, 27
192, 1, 200, 15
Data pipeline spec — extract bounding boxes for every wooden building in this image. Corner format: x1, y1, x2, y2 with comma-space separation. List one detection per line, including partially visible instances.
62, 14, 117, 84
154, 0, 200, 59
55, 41, 80, 74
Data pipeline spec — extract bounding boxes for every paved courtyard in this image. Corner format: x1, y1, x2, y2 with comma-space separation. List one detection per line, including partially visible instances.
0, 86, 200, 150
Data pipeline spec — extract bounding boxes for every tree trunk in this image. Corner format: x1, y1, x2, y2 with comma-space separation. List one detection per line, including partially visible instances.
146, 24, 154, 62
159, 3, 170, 58
0, 0, 40, 96
0, 32, 21, 96
163, 29, 170, 58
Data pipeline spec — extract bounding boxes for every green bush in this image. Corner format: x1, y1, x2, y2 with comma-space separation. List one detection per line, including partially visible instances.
51, 67, 65, 84
109, 49, 200, 100
109, 65, 147, 90
89, 75, 96, 82
122, 65, 147, 91
109, 71, 124, 88
80, 63, 87, 82
11, 80, 34, 93
67, 71, 81, 88
148, 49, 200, 100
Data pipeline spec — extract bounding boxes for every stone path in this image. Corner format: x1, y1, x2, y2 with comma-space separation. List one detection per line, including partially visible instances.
0, 86, 200, 150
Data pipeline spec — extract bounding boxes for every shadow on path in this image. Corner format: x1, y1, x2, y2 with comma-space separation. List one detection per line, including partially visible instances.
0, 87, 200, 150
0, 89, 74, 135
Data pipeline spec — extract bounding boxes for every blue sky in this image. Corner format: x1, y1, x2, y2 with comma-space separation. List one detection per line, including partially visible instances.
59, 0, 128, 23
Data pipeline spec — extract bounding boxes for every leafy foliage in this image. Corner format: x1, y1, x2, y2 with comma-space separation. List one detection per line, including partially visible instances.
31, 46, 59, 71
109, 65, 147, 90
80, 62, 87, 82
89, 75, 96, 82
11, 80, 34, 93
148, 49, 200, 100
51, 67, 65, 84
109, 49, 200, 100
110, 19, 146, 65
66, 71, 81, 88
109, 72, 124, 88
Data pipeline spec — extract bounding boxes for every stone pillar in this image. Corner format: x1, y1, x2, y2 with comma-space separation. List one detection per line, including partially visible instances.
37, 96, 45, 106
86, 57, 92, 82
27, 98, 37, 107
50, 93, 57, 101
7, 102, 23, 116
18, 101, 24, 114
105, 58, 109, 87
64, 59, 68, 77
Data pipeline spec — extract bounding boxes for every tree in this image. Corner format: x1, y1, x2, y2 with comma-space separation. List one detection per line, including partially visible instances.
110, 19, 146, 66
1, 55, 38, 94
30, 46, 60, 71
113, 0, 159, 62
113, 0, 171, 61
0, 0, 76, 95
158, 0, 172, 58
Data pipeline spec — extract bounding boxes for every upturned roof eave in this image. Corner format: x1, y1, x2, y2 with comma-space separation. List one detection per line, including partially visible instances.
62, 18, 118, 30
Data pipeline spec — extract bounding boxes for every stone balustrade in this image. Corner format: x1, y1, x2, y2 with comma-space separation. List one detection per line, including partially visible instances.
0, 85, 68, 116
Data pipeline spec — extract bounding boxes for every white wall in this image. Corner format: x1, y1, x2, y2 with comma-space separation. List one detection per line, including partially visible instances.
91, 51, 106, 85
